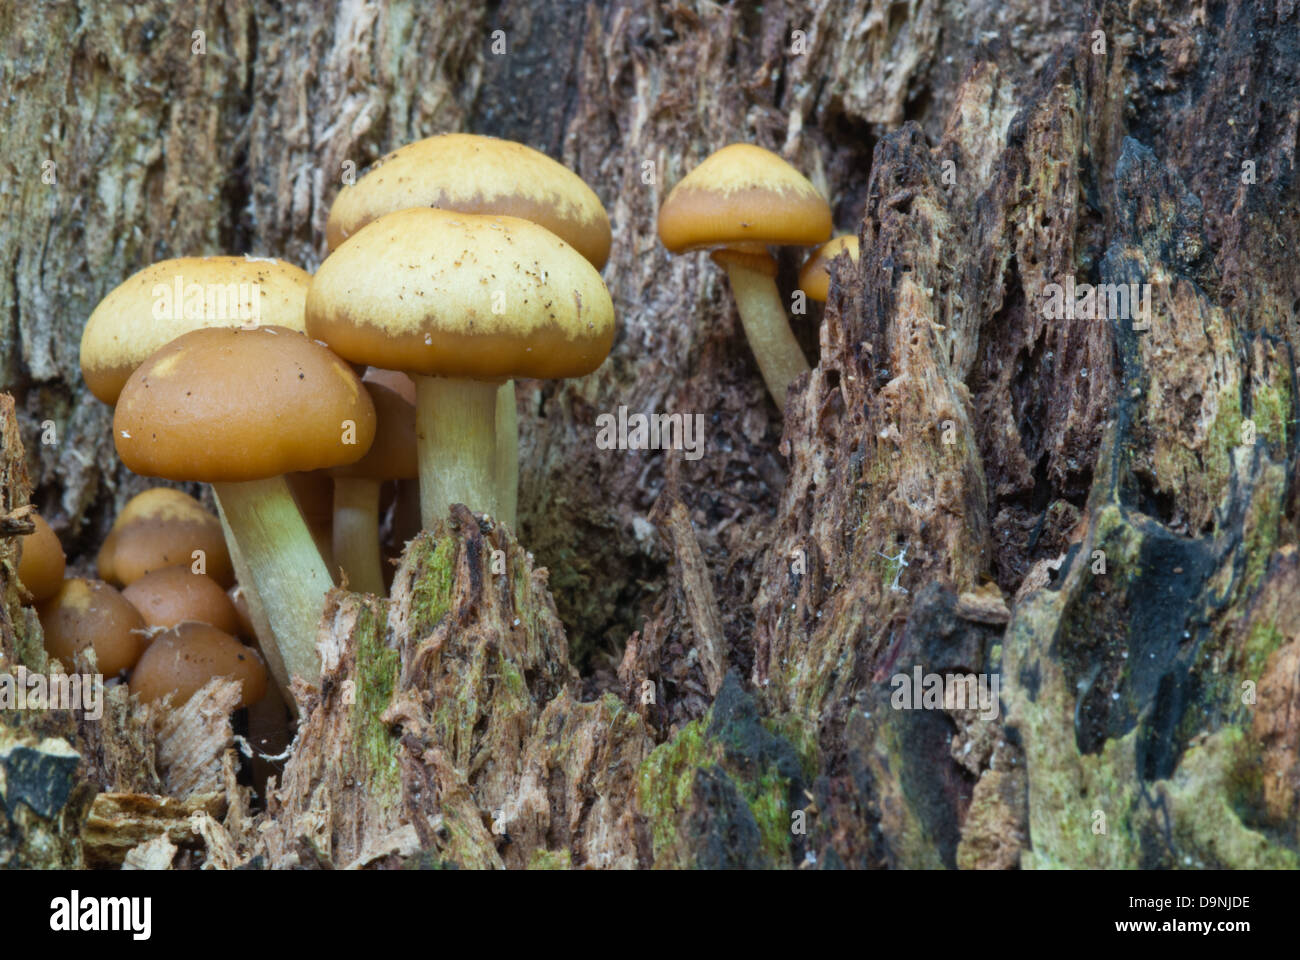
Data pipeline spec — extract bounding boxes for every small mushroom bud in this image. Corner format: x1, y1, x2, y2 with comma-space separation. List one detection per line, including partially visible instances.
38, 578, 145, 676
121, 565, 242, 640
16, 513, 66, 602
97, 488, 234, 588
129, 622, 268, 710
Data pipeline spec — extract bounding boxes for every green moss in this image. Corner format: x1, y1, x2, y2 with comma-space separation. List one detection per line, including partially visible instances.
1240, 622, 1284, 681
763, 713, 819, 782
350, 603, 400, 798
1241, 473, 1282, 595
637, 718, 711, 862
740, 767, 793, 864
406, 535, 457, 636
527, 849, 572, 870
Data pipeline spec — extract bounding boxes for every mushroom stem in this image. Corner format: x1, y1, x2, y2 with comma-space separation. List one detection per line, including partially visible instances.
212, 476, 328, 691
416, 375, 500, 526
332, 476, 385, 595
495, 380, 519, 530
215, 507, 298, 718
723, 260, 810, 412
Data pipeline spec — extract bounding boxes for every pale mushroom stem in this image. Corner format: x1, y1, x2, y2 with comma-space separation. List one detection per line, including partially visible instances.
723, 260, 811, 412
416, 375, 500, 527
496, 380, 519, 530
332, 476, 385, 595
212, 476, 329, 694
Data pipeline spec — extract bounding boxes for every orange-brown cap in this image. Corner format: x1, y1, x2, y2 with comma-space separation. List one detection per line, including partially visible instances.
114, 326, 377, 483
39, 578, 145, 675
330, 378, 417, 480
326, 133, 612, 269
797, 235, 860, 302
121, 566, 241, 638
17, 513, 66, 602
97, 488, 233, 588
658, 144, 831, 254
307, 208, 616, 381
80, 256, 312, 405
129, 621, 267, 710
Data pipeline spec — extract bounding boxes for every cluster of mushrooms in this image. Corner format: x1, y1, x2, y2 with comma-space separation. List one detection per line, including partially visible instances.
13, 133, 862, 767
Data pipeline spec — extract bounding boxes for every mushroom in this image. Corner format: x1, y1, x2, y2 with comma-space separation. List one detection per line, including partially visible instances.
129, 622, 267, 710
285, 471, 337, 574
324, 132, 612, 529
113, 325, 376, 692
328, 370, 417, 595
39, 578, 145, 676
97, 488, 234, 588
16, 513, 66, 602
121, 565, 242, 640
307, 207, 615, 528
80, 255, 311, 405
657, 143, 832, 411
798, 235, 860, 302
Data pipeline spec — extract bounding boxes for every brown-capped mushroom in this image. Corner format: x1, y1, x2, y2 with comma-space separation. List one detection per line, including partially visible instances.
39, 578, 145, 676
307, 208, 615, 527
97, 488, 234, 588
129, 622, 267, 710
16, 513, 65, 602
658, 143, 832, 411
113, 325, 376, 692
121, 565, 242, 640
797, 235, 860, 303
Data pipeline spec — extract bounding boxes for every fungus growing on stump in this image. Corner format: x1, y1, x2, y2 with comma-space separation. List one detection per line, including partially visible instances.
16, 513, 65, 602
39, 578, 145, 676
324, 132, 612, 529
307, 207, 615, 528
657, 143, 832, 411
121, 566, 242, 640
112, 325, 376, 694
80, 255, 311, 405
798, 235, 860, 303
97, 488, 234, 588
130, 622, 267, 711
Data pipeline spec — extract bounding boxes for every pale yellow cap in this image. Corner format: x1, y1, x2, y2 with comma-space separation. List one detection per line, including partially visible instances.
326, 133, 612, 269
307, 208, 616, 381
80, 256, 311, 404
658, 144, 831, 253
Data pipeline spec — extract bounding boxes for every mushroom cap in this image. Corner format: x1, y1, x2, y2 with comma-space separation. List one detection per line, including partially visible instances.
39, 578, 145, 675
657, 144, 832, 254
80, 256, 311, 405
330, 378, 418, 480
121, 565, 242, 638
114, 326, 377, 483
307, 208, 616, 381
797, 235, 860, 302
16, 513, 66, 602
325, 133, 612, 269
129, 621, 267, 710
97, 488, 234, 588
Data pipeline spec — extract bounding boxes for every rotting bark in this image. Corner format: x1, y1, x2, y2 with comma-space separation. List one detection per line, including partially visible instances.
2, 0, 1299, 869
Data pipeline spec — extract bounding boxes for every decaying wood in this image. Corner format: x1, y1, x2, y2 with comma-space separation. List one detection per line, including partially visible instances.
2, 0, 1299, 869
